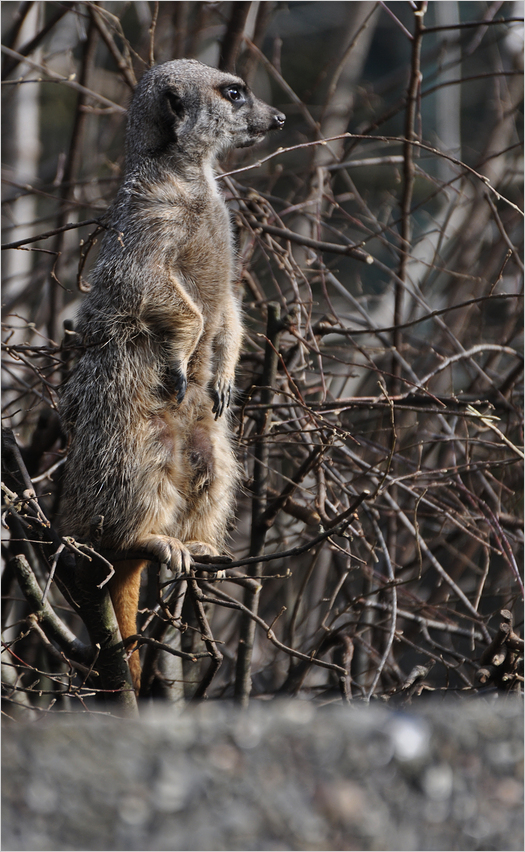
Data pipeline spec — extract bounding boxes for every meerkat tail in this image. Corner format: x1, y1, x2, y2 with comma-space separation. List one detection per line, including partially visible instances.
108, 559, 145, 694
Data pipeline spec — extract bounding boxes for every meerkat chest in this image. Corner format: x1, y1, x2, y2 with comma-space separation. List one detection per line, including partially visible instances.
177, 199, 233, 297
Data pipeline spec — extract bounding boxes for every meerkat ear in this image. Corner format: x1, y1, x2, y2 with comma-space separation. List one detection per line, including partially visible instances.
165, 90, 184, 121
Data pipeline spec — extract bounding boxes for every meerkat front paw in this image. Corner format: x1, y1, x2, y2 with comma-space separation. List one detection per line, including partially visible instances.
160, 362, 187, 405
185, 541, 220, 558
211, 378, 233, 419
142, 534, 193, 574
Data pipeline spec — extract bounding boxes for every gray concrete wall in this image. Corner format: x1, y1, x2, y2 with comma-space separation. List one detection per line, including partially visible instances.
2, 699, 523, 851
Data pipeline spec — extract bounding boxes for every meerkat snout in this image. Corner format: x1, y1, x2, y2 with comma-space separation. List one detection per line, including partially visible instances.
236, 98, 286, 148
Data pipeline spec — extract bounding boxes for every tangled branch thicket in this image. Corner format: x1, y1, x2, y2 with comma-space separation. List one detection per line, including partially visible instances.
2, 1, 523, 718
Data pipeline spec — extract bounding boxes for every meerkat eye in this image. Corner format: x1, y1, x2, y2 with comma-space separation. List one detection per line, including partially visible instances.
222, 86, 246, 105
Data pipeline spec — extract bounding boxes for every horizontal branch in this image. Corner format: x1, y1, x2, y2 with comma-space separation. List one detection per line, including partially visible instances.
337, 134, 524, 215
199, 582, 348, 677
248, 219, 374, 264
1, 218, 100, 250
0, 45, 126, 112
423, 16, 523, 33
124, 634, 207, 662
361, 598, 485, 640
418, 344, 523, 388
222, 130, 523, 216
108, 492, 370, 576
319, 293, 523, 337
422, 70, 523, 99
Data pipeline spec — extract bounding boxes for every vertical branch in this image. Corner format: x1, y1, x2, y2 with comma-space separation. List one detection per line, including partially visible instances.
87, 6, 137, 90
218, 1, 252, 73
1, 2, 34, 63
434, 0, 461, 184
47, 12, 98, 345
1, 4, 73, 80
251, 303, 282, 557
3, 3, 41, 309
172, 2, 190, 59
239, 1, 274, 85
365, 512, 397, 701
148, 3, 159, 68
139, 570, 186, 701
187, 576, 223, 700
392, 1, 426, 394
234, 302, 283, 706
387, 5, 426, 670
73, 555, 139, 717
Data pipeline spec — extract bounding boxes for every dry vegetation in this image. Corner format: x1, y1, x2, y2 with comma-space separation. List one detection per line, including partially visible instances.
1, 1, 523, 717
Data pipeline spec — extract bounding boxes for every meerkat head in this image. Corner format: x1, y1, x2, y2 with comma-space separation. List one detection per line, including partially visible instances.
125, 59, 285, 172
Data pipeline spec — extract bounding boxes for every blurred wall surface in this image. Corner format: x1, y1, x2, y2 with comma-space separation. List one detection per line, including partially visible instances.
2, 699, 523, 851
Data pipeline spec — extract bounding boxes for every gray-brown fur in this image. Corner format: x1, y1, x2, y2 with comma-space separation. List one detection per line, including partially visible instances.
58, 59, 285, 689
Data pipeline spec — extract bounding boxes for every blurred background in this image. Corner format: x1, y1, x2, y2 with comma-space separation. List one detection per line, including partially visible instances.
1, 2, 523, 713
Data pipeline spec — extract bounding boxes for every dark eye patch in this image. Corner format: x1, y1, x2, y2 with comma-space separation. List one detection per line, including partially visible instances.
221, 85, 247, 106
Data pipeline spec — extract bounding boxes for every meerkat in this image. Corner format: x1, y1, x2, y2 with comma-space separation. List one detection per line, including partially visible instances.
58, 59, 285, 692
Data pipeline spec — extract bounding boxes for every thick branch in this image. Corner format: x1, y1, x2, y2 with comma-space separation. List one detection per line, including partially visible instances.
234, 303, 283, 706
9, 553, 89, 664
219, 1, 252, 72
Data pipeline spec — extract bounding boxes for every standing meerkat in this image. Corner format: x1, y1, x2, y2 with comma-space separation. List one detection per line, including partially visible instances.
59, 59, 285, 692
